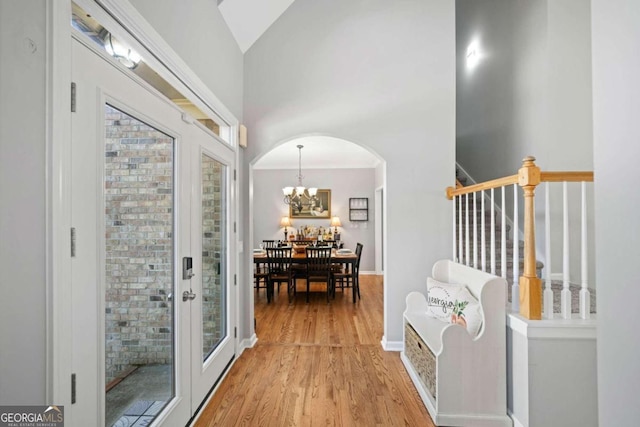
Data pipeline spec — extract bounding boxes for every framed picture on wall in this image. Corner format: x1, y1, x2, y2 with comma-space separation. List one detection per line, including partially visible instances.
290, 189, 331, 219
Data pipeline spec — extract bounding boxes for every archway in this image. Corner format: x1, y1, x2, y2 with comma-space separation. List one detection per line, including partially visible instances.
248, 135, 387, 339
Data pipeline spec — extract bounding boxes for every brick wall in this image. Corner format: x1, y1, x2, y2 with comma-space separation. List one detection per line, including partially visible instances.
201, 154, 225, 359
104, 104, 174, 383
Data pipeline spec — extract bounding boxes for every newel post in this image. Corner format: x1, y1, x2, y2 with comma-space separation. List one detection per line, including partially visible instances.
518, 156, 542, 319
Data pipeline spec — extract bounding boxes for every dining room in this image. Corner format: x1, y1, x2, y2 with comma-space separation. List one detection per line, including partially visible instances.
250, 136, 384, 309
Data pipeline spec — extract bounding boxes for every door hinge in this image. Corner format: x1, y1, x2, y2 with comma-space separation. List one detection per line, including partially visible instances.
70, 227, 76, 257
71, 82, 76, 112
71, 373, 76, 404
234, 327, 237, 338
234, 222, 236, 233
234, 274, 237, 286
233, 169, 237, 181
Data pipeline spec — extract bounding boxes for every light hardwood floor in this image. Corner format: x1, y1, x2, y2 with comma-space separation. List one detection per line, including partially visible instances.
193, 275, 434, 426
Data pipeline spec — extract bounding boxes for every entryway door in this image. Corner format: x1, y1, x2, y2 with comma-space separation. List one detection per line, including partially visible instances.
70, 36, 235, 426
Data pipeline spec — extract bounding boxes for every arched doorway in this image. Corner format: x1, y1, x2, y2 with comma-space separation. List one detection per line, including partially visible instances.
247, 135, 386, 338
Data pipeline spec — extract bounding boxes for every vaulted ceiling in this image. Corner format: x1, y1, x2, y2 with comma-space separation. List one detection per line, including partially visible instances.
218, 1, 379, 169
218, 0, 297, 53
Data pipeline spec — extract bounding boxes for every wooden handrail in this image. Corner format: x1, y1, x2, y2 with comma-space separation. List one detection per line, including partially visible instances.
449, 172, 594, 198
540, 171, 594, 182
447, 175, 519, 199
447, 156, 594, 320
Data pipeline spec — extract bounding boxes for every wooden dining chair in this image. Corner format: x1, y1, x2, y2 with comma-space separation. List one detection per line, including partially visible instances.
332, 243, 363, 303
304, 246, 333, 303
289, 240, 310, 282
254, 261, 269, 298
320, 239, 336, 248
265, 246, 293, 303
262, 239, 277, 248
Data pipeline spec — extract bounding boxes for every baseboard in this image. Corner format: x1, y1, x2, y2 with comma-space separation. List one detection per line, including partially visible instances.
508, 410, 525, 427
380, 336, 403, 352
359, 270, 378, 275
238, 333, 257, 355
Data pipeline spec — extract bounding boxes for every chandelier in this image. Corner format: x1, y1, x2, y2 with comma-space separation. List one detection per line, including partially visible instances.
283, 145, 317, 213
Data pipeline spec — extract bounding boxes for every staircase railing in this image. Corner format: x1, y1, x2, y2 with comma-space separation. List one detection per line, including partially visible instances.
446, 156, 594, 320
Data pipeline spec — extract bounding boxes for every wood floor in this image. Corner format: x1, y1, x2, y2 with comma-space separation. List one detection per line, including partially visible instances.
193, 276, 434, 427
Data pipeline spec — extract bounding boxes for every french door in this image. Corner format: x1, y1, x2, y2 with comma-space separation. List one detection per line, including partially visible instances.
70, 36, 235, 426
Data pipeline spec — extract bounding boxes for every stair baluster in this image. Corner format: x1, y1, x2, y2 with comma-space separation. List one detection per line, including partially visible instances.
580, 181, 591, 319
561, 182, 572, 319
544, 182, 554, 319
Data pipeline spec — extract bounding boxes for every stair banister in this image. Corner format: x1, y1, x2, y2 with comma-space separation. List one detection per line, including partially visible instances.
447, 158, 594, 320
518, 156, 542, 320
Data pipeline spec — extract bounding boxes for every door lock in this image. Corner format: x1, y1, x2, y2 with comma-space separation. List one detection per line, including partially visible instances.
182, 290, 196, 301
183, 257, 194, 279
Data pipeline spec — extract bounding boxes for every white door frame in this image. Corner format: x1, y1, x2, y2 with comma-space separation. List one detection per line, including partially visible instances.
374, 186, 384, 275
48, 0, 240, 423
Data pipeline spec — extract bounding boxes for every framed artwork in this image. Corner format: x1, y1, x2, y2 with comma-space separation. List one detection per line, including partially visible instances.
290, 189, 331, 219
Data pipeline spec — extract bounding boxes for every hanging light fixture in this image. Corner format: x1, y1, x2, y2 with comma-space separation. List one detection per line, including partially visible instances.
283, 145, 318, 213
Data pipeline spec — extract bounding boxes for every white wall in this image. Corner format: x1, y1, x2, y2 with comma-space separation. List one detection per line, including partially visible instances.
456, 0, 594, 285
457, 0, 593, 178
0, 0, 48, 405
592, 0, 640, 424
253, 168, 376, 271
242, 0, 455, 344
130, 0, 244, 120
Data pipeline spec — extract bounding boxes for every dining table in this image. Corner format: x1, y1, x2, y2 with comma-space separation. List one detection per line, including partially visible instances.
253, 246, 358, 265
253, 246, 358, 301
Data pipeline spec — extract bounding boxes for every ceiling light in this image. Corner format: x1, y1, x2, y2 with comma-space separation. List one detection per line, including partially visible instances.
282, 145, 318, 213
466, 40, 480, 69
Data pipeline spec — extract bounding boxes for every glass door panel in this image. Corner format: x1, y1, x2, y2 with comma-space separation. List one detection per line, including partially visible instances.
103, 104, 175, 427
201, 154, 227, 361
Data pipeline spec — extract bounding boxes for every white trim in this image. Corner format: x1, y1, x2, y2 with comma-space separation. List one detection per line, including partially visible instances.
507, 411, 524, 427
74, 0, 238, 156
380, 336, 403, 352
374, 186, 383, 274
507, 312, 597, 340
239, 334, 258, 353
47, 0, 73, 407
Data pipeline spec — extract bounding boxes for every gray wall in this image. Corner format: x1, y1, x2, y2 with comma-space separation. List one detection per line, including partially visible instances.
130, 0, 244, 120
0, 0, 47, 405
592, 0, 640, 423
253, 168, 376, 272
456, 0, 592, 178
242, 0, 455, 344
456, 0, 593, 284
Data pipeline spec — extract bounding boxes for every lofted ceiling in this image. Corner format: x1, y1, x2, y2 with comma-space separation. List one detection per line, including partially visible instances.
218, 0, 298, 53
217, 2, 380, 169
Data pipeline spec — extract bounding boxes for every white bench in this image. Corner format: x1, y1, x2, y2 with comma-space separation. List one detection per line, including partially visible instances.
401, 259, 512, 427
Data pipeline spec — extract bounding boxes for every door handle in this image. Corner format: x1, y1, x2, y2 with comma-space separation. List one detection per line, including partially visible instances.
182, 290, 196, 301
